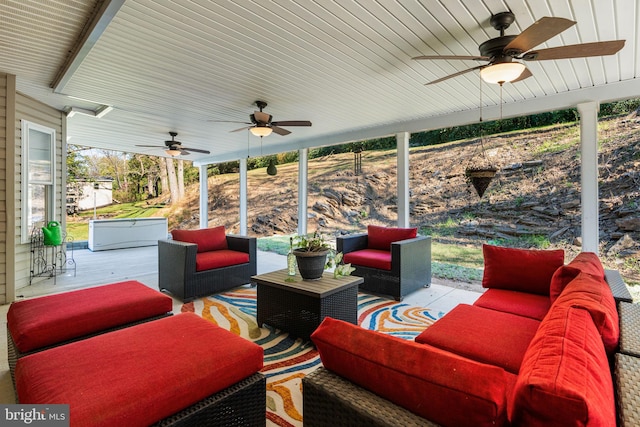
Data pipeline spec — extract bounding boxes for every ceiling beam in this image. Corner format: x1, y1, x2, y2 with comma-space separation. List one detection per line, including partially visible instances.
51, 0, 125, 93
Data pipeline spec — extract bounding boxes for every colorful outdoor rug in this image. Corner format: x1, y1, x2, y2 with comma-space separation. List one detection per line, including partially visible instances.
180, 285, 446, 427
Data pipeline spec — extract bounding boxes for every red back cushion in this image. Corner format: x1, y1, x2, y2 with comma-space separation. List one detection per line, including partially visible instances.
482, 245, 564, 296
312, 317, 514, 427
171, 226, 228, 253
509, 305, 615, 427
549, 252, 605, 303
367, 225, 417, 251
553, 271, 619, 355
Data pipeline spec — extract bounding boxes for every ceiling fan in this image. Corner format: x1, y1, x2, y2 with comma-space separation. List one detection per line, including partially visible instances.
212, 101, 312, 137
413, 11, 625, 85
135, 132, 210, 157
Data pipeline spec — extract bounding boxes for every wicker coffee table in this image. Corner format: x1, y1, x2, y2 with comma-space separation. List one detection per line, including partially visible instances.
252, 269, 363, 340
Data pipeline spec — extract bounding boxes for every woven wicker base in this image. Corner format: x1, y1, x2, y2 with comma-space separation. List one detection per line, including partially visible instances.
303, 367, 439, 427
154, 372, 266, 427
615, 353, 640, 427
619, 302, 640, 357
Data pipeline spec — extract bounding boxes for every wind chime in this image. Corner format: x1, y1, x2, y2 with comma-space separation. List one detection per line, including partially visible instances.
465, 75, 498, 198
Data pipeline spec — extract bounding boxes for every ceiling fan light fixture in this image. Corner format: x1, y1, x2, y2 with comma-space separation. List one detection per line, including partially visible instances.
480, 62, 526, 84
165, 148, 181, 157
250, 126, 273, 137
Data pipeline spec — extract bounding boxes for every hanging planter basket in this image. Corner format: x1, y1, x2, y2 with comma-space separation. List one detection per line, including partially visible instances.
465, 166, 497, 198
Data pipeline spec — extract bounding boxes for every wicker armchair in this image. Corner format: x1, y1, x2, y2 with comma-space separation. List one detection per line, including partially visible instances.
159, 232, 256, 302
337, 227, 431, 301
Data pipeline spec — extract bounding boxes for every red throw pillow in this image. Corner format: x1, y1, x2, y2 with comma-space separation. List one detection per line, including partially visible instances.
482, 245, 564, 296
549, 252, 605, 303
553, 271, 619, 355
171, 226, 228, 253
367, 225, 417, 251
509, 305, 615, 426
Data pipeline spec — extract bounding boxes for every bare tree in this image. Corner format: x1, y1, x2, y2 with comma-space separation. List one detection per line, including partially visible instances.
166, 157, 180, 204
159, 156, 169, 196
177, 159, 185, 199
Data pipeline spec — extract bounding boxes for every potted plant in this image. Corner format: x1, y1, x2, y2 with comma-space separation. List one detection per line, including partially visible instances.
292, 231, 331, 280
292, 232, 355, 280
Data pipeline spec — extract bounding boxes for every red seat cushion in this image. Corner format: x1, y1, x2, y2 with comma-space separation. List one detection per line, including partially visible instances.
16, 313, 263, 427
312, 317, 514, 427
171, 226, 228, 252
415, 304, 540, 374
474, 289, 551, 320
367, 225, 417, 251
482, 245, 565, 296
7, 281, 173, 353
343, 249, 392, 270
549, 252, 605, 303
509, 305, 615, 427
195, 249, 249, 271
553, 271, 619, 355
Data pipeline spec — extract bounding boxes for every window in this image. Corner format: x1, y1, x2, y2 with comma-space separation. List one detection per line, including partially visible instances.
21, 121, 55, 243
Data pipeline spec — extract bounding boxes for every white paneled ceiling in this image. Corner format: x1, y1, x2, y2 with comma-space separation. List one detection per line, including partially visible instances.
1, 0, 638, 164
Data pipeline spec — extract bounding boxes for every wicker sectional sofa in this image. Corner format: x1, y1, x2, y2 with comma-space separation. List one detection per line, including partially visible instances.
305, 245, 632, 427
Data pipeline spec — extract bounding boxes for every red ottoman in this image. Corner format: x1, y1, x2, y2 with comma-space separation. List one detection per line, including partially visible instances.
16, 313, 266, 427
7, 281, 173, 387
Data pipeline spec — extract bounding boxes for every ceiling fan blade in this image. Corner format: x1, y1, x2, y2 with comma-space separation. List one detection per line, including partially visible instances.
231, 126, 251, 133
511, 67, 533, 83
208, 120, 252, 124
182, 147, 210, 154
271, 120, 312, 127
504, 16, 576, 54
254, 110, 271, 123
271, 126, 291, 136
425, 65, 485, 85
413, 55, 489, 61
176, 150, 191, 156
521, 40, 625, 61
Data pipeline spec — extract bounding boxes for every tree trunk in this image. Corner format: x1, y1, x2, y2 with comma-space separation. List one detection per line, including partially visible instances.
166, 157, 180, 204
159, 157, 169, 196
177, 159, 185, 199
147, 175, 155, 197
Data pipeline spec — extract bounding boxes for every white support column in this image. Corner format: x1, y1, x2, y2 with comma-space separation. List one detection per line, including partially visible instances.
199, 165, 208, 229
239, 157, 248, 235
577, 101, 600, 254
397, 132, 410, 227
298, 148, 309, 236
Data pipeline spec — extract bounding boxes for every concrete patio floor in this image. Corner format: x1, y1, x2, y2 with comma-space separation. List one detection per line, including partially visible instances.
15, 244, 482, 312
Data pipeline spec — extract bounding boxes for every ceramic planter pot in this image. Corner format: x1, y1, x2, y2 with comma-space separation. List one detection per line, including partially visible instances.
293, 249, 328, 280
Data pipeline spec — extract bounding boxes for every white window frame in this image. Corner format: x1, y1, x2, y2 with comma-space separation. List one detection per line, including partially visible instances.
21, 120, 56, 243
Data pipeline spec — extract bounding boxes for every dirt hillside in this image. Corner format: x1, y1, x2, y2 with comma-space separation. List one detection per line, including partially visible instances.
164, 115, 640, 283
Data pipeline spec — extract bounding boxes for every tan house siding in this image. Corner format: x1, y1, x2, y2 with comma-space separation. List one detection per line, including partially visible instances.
14, 92, 64, 293
0, 74, 8, 304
